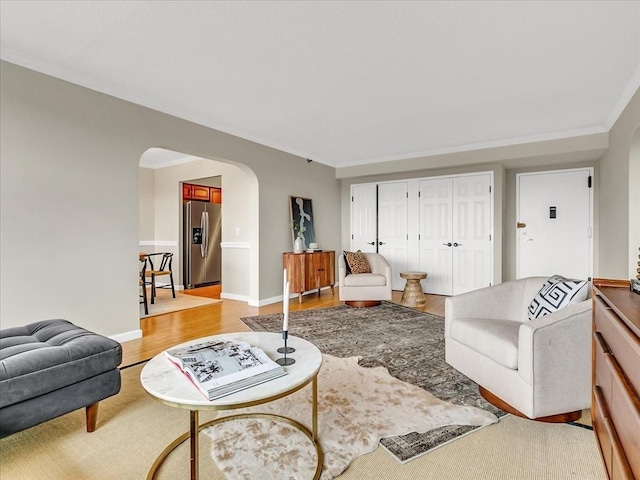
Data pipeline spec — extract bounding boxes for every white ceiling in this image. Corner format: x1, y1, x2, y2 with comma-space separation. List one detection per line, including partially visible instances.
1, 1, 639, 169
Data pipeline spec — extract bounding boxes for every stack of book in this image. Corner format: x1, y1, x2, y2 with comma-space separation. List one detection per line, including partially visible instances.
164, 339, 287, 400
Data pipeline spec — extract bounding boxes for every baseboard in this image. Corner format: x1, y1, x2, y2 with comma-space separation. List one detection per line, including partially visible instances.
253, 287, 334, 307
110, 329, 142, 343
222, 287, 333, 307
221, 292, 251, 303
252, 294, 282, 307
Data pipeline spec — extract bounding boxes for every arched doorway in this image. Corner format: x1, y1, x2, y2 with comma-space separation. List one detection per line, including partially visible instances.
630, 127, 640, 280
138, 148, 259, 307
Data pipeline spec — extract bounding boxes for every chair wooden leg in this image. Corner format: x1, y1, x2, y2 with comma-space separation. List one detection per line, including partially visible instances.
150, 273, 156, 304
479, 386, 582, 423
345, 300, 381, 307
170, 272, 176, 298
142, 281, 148, 314
86, 402, 99, 432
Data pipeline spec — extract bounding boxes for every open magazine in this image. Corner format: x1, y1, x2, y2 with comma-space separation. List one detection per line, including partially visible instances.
164, 339, 287, 400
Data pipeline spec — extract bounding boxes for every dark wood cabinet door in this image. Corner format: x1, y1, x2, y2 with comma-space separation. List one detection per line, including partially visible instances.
315, 251, 335, 288
283, 253, 306, 294
191, 185, 210, 201
210, 187, 222, 204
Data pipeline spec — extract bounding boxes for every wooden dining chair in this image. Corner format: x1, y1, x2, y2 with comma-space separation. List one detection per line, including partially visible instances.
139, 257, 148, 315
144, 253, 176, 304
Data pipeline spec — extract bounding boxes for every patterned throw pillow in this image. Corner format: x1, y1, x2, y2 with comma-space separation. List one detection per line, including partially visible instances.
344, 250, 372, 274
527, 275, 588, 321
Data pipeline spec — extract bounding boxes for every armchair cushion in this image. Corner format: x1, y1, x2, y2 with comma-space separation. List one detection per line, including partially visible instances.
344, 272, 387, 287
343, 250, 371, 274
527, 274, 588, 320
450, 318, 521, 369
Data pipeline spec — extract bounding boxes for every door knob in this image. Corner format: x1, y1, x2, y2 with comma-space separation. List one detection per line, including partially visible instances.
442, 242, 452, 247
453, 242, 462, 247
367, 241, 375, 245
378, 241, 386, 246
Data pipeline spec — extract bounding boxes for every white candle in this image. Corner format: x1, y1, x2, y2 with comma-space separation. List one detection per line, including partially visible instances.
283, 268, 287, 298
283, 280, 290, 331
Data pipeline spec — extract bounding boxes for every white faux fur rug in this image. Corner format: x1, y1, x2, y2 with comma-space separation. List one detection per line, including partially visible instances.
203, 354, 498, 479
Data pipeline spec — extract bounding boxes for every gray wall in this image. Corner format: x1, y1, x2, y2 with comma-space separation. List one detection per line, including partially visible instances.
2, 59, 636, 339
598, 88, 640, 279
0, 61, 340, 338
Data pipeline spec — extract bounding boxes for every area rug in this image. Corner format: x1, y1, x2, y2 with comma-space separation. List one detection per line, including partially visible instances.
241, 301, 506, 462
140, 288, 221, 318
204, 354, 497, 480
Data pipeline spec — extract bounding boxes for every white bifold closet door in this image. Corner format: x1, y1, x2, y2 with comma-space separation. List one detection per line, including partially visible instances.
350, 183, 377, 253
349, 181, 409, 291
377, 182, 409, 291
419, 174, 492, 296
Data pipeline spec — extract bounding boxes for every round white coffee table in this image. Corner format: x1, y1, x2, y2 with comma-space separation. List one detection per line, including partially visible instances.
140, 332, 323, 480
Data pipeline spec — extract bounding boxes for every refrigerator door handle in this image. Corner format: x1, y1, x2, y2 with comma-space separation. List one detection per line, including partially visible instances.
202, 211, 209, 258
186, 202, 192, 287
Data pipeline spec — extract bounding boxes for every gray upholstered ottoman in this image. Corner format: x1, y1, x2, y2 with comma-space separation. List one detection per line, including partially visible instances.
0, 319, 122, 438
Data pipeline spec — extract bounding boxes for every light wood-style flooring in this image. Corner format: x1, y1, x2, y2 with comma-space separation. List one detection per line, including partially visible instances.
123, 286, 446, 368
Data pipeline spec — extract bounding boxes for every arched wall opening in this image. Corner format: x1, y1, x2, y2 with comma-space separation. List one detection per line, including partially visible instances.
139, 148, 259, 303
629, 127, 640, 280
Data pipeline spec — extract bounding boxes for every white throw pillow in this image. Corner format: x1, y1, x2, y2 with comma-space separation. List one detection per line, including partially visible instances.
527, 275, 588, 321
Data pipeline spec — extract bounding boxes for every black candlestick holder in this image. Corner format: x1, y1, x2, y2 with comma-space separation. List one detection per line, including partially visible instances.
275, 330, 295, 366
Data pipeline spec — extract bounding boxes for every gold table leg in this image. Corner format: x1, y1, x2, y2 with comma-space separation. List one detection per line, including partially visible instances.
190, 410, 199, 480
147, 379, 323, 479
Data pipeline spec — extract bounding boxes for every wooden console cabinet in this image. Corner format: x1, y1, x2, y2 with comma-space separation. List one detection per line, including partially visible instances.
592, 279, 640, 480
283, 251, 335, 303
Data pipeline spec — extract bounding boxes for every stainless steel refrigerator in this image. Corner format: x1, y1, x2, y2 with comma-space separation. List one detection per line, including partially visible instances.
183, 201, 222, 288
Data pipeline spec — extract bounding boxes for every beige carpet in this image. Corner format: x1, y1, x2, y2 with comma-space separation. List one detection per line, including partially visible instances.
140, 288, 220, 318
0, 363, 606, 480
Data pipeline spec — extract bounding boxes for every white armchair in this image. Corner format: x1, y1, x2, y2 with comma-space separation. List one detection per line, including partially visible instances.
338, 252, 392, 307
445, 277, 592, 422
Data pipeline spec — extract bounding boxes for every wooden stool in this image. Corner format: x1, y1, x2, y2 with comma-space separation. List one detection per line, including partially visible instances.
400, 272, 427, 308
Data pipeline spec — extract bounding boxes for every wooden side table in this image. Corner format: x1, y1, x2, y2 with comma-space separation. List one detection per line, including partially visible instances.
400, 272, 427, 308
283, 251, 335, 303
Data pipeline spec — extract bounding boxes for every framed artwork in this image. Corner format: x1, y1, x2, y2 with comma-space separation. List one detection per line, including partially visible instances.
289, 196, 315, 249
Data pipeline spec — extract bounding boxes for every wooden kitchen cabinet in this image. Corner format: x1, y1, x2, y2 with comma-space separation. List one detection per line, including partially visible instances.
283, 251, 335, 303
210, 187, 222, 204
592, 279, 640, 480
183, 183, 211, 202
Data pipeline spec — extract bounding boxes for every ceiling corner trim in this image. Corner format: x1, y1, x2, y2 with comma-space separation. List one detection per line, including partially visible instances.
337, 126, 610, 169
606, 62, 640, 130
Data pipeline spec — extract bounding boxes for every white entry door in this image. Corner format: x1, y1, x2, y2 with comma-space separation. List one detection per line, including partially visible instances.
350, 183, 377, 253
517, 169, 593, 279
377, 182, 408, 290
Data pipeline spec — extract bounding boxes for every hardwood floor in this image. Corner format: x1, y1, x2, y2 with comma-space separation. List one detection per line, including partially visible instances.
122, 287, 446, 367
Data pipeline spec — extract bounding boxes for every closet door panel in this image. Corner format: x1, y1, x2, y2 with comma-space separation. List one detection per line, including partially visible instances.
378, 182, 409, 291
419, 178, 453, 295
350, 183, 377, 253
452, 174, 492, 295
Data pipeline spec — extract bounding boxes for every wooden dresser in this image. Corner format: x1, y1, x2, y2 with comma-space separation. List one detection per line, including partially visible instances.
283, 251, 335, 303
592, 279, 640, 480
